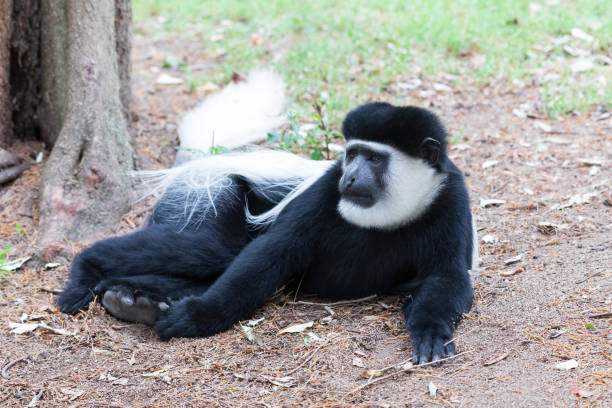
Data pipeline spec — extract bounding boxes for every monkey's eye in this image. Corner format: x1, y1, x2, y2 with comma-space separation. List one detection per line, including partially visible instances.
368, 154, 382, 163
346, 151, 357, 160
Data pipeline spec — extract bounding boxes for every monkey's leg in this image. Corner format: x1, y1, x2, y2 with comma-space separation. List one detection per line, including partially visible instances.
57, 223, 244, 315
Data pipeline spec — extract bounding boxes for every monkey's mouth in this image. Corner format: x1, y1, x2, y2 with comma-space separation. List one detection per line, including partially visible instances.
341, 194, 375, 208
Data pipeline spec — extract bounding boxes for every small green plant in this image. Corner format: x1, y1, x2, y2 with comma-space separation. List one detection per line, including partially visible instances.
0, 245, 12, 280
15, 223, 24, 235
585, 323, 595, 330
268, 99, 343, 160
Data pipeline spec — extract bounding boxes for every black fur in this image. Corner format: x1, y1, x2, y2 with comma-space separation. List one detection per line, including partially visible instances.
58, 102, 474, 365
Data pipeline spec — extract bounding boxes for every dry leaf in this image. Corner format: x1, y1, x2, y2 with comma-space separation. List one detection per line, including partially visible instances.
570, 28, 594, 43
362, 369, 384, 378
428, 381, 437, 397
569, 386, 593, 398
482, 160, 499, 169
241, 324, 263, 345
156, 74, 183, 85
1, 256, 31, 271
481, 234, 497, 244
504, 254, 524, 265
480, 199, 506, 208
555, 359, 578, 370
263, 375, 294, 387
278, 321, 313, 334
352, 357, 366, 368
9, 322, 39, 334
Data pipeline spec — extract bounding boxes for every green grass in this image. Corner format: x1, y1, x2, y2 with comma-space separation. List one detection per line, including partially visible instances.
134, 0, 612, 124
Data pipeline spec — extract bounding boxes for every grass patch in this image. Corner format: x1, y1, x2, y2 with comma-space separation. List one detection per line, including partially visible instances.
134, 0, 612, 124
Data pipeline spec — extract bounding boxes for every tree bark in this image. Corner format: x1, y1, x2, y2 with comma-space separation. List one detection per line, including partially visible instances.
37, 0, 134, 245
9, 0, 42, 144
0, 0, 12, 147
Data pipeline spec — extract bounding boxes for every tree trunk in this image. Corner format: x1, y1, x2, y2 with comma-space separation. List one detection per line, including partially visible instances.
0, 0, 12, 147
37, 0, 134, 245
9, 0, 41, 144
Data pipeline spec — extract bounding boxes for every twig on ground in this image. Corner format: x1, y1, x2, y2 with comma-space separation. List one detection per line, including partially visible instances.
291, 294, 377, 307
284, 345, 324, 376
1, 356, 29, 379
27, 388, 44, 407
341, 350, 474, 401
589, 312, 612, 319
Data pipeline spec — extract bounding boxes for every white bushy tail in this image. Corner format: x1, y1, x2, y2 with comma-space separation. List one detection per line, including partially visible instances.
136, 69, 335, 229
179, 69, 287, 152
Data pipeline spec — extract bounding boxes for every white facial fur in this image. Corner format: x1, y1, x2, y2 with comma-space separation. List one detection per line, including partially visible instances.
337, 140, 447, 230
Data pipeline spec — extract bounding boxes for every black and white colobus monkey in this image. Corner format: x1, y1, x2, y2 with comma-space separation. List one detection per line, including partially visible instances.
58, 71, 476, 364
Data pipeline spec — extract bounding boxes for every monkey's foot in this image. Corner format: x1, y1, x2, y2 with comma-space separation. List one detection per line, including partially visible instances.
101, 287, 169, 326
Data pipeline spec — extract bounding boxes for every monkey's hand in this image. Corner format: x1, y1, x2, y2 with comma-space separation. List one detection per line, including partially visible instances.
403, 266, 472, 366
155, 296, 232, 340
406, 314, 455, 366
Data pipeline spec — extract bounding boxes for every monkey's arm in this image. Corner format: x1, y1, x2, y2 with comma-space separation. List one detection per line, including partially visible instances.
403, 259, 472, 365
155, 229, 307, 339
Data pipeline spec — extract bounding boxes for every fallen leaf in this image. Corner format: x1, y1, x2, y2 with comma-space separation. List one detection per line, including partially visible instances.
195, 81, 220, 96
481, 160, 499, 169
534, 122, 552, 133
570, 28, 594, 43
504, 254, 524, 265
558, 192, 598, 209
362, 369, 383, 378
263, 375, 294, 387
44, 262, 61, 269
545, 137, 571, 145
1, 256, 31, 271
480, 199, 506, 208
549, 329, 565, 339
156, 74, 183, 85
400, 362, 414, 370
352, 357, 366, 368
142, 366, 173, 384
433, 82, 452, 92
278, 321, 313, 334
246, 317, 265, 327
38, 322, 77, 336
481, 234, 497, 244
570, 58, 594, 73
569, 386, 593, 398
241, 324, 263, 345
555, 359, 578, 370
576, 157, 605, 166
9, 322, 39, 334
428, 381, 437, 397
593, 54, 612, 65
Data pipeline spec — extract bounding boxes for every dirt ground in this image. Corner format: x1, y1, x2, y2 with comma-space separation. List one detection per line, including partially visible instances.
0, 32, 610, 407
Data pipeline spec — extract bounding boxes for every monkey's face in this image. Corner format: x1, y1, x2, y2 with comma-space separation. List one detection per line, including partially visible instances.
339, 142, 390, 208
337, 139, 447, 230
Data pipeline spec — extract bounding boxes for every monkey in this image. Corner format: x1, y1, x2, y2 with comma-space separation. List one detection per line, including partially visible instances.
57, 72, 476, 365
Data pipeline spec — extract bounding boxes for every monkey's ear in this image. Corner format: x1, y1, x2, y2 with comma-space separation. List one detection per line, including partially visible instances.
419, 137, 441, 165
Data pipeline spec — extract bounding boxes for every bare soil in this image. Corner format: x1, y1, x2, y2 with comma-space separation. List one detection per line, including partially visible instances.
0, 32, 610, 408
